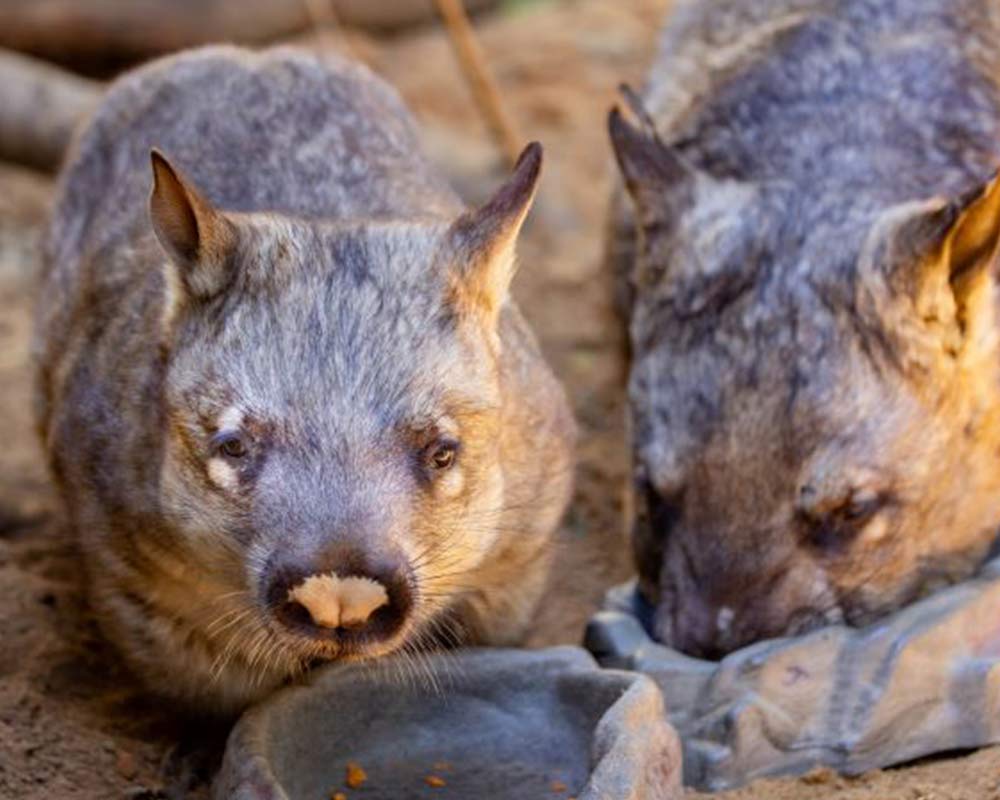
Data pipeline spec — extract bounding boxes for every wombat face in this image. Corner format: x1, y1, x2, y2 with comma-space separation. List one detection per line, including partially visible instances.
612, 109, 1000, 657
147, 146, 541, 671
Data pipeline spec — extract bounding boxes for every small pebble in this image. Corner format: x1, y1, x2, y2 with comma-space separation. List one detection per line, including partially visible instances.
800, 767, 836, 786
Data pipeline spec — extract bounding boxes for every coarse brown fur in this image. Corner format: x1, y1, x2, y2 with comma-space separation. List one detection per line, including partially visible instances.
609, 0, 1000, 657
34, 46, 574, 712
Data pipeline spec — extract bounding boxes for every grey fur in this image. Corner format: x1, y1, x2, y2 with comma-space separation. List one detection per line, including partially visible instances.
35, 46, 574, 711
610, 0, 1000, 657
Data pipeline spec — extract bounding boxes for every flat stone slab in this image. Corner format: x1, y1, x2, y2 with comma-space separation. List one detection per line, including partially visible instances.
585, 557, 1000, 791
215, 646, 683, 800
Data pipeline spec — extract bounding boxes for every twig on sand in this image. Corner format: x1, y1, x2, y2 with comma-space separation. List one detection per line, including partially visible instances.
434, 0, 523, 167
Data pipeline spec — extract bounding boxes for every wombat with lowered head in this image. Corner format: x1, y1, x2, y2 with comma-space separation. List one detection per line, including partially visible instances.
35, 46, 574, 711
608, 0, 1000, 658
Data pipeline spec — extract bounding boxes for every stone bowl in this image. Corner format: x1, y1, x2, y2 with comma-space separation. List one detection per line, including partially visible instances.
214, 646, 682, 800
585, 557, 1000, 791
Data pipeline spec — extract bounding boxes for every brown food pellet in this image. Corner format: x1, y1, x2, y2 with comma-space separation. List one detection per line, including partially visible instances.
345, 762, 367, 789
432, 761, 452, 772
330, 793, 347, 800
801, 767, 836, 786
551, 780, 569, 793
425, 774, 447, 788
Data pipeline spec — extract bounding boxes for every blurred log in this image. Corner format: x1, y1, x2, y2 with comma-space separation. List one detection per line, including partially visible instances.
0, 0, 505, 171
0, 0, 499, 72
0, 50, 101, 172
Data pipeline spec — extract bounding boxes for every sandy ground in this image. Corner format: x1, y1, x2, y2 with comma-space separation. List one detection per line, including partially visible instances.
2, 1, 1000, 797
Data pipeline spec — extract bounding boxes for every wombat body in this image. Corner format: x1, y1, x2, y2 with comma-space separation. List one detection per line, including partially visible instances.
35, 46, 574, 711
609, 0, 1000, 657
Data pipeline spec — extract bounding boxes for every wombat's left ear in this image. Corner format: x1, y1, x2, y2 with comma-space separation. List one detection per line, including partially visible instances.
447, 142, 542, 326
149, 150, 236, 300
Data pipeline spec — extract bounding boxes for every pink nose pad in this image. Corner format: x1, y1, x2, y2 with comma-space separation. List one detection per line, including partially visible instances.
286, 573, 389, 629
265, 547, 413, 642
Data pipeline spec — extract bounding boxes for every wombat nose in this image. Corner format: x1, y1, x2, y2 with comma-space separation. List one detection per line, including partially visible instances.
670, 601, 730, 661
265, 547, 413, 642
287, 573, 389, 629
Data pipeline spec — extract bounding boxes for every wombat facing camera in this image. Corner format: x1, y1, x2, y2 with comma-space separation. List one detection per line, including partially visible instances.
35, 46, 574, 711
609, 0, 1000, 658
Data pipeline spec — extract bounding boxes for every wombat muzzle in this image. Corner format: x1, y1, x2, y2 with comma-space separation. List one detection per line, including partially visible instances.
263, 543, 414, 646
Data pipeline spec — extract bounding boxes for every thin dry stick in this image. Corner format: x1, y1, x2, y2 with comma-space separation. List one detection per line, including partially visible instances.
433, 0, 523, 166
300, 0, 366, 64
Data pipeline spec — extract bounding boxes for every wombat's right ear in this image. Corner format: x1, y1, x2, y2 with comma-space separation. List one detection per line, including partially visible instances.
608, 103, 694, 225
871, 171, 1000, 354
149, 150, 236, 299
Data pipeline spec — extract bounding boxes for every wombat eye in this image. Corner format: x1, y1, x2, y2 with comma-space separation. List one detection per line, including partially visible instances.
426, 440, 459, 472
801, 489, 886, 550
213, 432, 248, 460
841, 491, 883, 524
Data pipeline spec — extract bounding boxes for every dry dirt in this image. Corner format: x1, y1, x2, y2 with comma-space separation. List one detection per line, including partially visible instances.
1, 1, 999, 798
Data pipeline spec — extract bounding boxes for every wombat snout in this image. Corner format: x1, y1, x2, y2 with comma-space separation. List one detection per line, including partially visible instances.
264, 546, 414, 643
666, 600, 730, 662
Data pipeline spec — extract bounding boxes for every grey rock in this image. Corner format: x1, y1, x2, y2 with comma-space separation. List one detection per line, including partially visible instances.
587, 558, 1000, 791
214, 647, 682, 800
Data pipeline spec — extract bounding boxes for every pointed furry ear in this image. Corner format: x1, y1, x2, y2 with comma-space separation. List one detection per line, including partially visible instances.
608, 97, 694, 226
879, 170, 1000, 321
447, 142, 542, 325
149, 150, 235, 299
946, 170, 1000, 289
